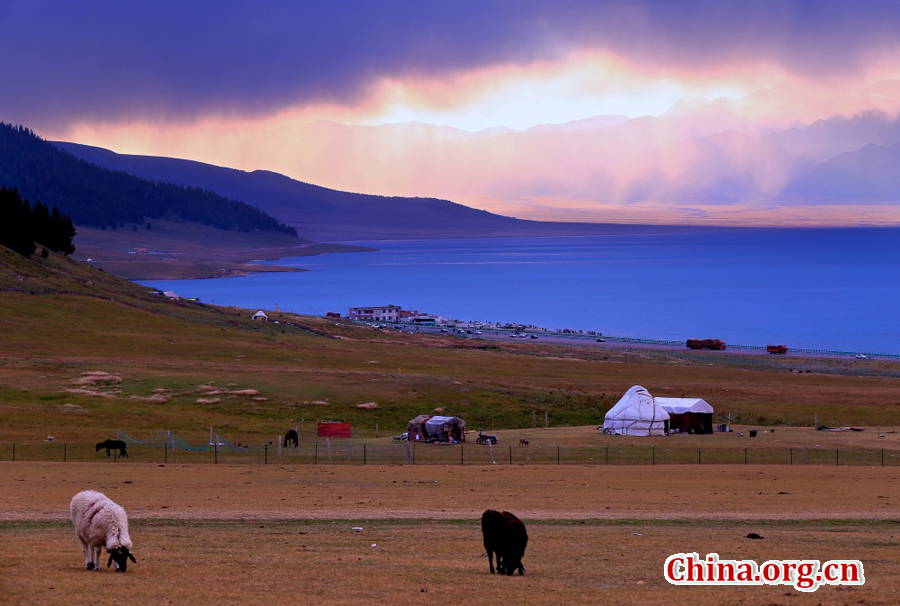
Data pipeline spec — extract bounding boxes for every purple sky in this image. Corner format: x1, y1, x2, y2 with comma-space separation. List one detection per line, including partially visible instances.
3, 1, 900, 131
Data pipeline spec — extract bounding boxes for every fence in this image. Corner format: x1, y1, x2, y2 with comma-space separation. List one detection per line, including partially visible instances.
1, 441, 897, 467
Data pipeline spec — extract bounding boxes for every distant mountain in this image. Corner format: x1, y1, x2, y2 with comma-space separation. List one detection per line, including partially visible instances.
783, 142, 900, 201
0, 123, 297, 236
188, 111, 900, 225
55, 141, 706, 241
526, 115, 630, 133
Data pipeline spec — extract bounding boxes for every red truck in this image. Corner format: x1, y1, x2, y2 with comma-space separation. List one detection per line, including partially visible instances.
767, 344, 788, 354
686, 339, 727, 350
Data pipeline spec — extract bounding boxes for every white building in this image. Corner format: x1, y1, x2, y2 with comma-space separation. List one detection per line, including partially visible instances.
349, 305, 402, 322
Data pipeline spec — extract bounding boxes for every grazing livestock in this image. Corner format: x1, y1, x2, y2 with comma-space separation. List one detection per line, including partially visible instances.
283, 429, 299, 448
95, 439, 128, 458
70, 490, 136, 572
481, 509, 528, 576
519, 439, 529, 446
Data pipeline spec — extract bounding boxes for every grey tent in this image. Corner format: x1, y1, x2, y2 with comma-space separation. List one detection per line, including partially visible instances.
407, 415, 466, 442
656, 398, 714, 434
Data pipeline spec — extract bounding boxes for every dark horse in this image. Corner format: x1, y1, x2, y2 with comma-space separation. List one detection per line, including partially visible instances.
95, 439, 128, 457
283, 429, 299, 448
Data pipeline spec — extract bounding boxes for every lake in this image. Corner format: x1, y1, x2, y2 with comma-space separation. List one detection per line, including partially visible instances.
142, 228, 900, 355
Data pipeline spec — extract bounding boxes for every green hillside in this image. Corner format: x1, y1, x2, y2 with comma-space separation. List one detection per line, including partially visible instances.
0, 123, 296, 235
2, 245, 899, 447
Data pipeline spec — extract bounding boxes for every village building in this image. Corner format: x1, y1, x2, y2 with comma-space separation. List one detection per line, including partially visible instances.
348, 305, 402, 322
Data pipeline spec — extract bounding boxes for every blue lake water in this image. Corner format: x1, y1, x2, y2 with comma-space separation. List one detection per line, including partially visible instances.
142, 228, 900, 355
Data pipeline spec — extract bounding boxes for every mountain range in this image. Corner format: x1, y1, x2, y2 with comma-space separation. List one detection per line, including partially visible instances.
0, 123, 297, 236
146, 107, 900, 225
54, 141, 704, 241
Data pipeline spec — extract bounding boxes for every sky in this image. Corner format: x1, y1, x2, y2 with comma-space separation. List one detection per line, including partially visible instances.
4, 1, 900, 225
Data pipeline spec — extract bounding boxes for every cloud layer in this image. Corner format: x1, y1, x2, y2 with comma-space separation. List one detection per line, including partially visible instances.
5, 1, 900, 224
5, 1, 900, 129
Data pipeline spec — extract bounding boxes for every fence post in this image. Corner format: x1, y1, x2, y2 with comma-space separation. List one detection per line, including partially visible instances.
744, 448, 747, 465
413, 442, 416, 465
698, 448, 701, 465
836, 448, 839, 466
165, 442, 168, 464
265, 444, 268, 465
364, 444, 367, 465
508, 445, 512, 465
214, 441, 218, 464
461, 445, 464, 466
557, 446, 560, 465
314, 443, 318, 465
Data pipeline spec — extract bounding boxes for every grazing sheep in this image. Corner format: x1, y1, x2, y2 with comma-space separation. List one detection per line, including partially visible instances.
481, 509, 528, 576
70, 490, 136, 572
283, 429, 299, 448
95, 439, 128, 458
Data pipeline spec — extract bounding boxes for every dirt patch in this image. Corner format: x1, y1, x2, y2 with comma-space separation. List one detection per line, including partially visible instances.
56, 403, 86, 412
1, 463, 897, 524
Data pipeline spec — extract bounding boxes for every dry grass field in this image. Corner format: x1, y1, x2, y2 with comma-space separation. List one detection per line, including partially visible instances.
3, 247, 900, 605
1, 463, 898, 606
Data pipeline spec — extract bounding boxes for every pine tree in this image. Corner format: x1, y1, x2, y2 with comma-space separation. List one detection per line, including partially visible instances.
0, 186, 36, 257
50, 206, 76, 255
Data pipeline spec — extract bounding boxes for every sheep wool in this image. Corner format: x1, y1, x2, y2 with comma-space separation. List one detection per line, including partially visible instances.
70, 490, 136, 572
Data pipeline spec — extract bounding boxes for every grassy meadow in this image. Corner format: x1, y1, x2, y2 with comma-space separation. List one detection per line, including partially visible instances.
3, 245, 900, 450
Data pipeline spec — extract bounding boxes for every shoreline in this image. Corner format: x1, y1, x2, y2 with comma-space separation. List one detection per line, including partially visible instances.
382, 323, 900, 363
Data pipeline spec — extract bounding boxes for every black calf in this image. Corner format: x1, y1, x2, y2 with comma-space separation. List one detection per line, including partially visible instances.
481, 509, 528, 575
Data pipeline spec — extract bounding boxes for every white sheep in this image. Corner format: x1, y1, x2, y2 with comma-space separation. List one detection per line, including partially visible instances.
69, 490, 136, 572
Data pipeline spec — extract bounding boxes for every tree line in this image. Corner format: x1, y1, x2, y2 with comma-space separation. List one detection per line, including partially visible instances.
0, 186, 76, 257
0, 123, 297, 235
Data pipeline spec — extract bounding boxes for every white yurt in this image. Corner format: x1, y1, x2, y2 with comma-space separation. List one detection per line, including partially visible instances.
602, 385, 670, 436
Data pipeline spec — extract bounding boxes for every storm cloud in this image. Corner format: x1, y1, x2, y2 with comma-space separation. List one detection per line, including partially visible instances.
3, 0, 900, 130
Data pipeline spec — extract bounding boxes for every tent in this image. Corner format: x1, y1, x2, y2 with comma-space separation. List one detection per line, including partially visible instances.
656, 398, 715, 434
601, 385, 670, 436
251, 311, 268, 321
407, 415, 466, 442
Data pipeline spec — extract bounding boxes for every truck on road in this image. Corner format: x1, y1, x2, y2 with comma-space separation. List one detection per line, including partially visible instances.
686, 338, 727, 350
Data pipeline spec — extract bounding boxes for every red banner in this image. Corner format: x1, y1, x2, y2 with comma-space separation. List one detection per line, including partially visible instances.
317, 422, 352, 438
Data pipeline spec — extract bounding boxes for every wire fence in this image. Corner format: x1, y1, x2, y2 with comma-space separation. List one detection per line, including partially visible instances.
1, 441, 897, 467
